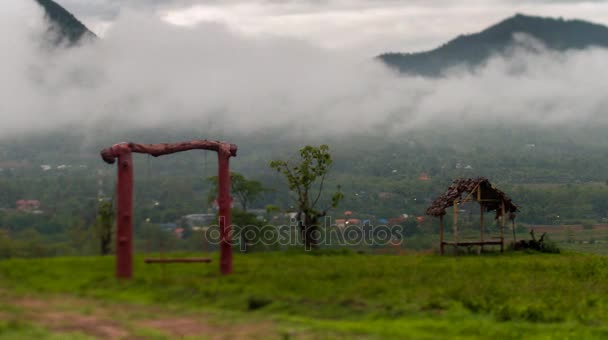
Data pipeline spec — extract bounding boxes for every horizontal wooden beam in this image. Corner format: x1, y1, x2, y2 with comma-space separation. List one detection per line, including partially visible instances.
454, 198, 501, 204
101, 140, 237, 164
442, 241, 503, 246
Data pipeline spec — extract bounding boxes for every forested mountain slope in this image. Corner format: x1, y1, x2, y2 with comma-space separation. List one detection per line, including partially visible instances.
379, 14, 608, 76
34, 0, 96, 44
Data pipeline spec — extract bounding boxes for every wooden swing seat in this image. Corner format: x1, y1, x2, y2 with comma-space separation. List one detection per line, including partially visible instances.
144, 258, 212, 264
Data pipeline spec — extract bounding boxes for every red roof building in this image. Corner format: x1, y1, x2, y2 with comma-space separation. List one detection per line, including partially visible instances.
16, 200, 41, 212
173, 228, 185, 239
335, 218, 362, 228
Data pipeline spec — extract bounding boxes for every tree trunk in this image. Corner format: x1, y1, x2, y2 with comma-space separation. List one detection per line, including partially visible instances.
302, 215, 319, 250
241, 227, 249, 253
100, 227, 112, 255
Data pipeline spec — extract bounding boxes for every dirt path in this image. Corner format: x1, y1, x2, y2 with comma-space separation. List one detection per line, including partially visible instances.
2, 293, 284, 339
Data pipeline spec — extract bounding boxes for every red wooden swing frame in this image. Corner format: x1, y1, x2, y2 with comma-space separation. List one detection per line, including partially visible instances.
100, 140, 237, 279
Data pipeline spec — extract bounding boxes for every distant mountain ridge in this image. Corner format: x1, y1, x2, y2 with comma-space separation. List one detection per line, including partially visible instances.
34, 0, 96, 44
379, 14, 608, 76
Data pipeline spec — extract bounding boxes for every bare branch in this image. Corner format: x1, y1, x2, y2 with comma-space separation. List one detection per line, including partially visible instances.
312, 172, 327, 208
283, 162, 303, 198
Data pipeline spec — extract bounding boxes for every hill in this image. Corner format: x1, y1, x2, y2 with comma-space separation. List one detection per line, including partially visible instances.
33, 0, 96, 44
379, 14, 608, 76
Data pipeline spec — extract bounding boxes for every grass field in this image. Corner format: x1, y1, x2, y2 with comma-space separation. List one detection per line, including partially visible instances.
1, 251, 608, 339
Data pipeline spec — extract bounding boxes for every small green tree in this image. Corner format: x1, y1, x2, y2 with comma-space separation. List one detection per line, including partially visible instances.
0, 230, 14, 259
208, 172, 268, 252
265, 204, 280, 221
232, 209, 263, 253
67, 220, 89, 255
270, 145, 343, 249
565, 226, 576, 244
15, 228, 48, 258
208, 172, 267, 212
95, 201, 114, 255
403, 218, 421, 237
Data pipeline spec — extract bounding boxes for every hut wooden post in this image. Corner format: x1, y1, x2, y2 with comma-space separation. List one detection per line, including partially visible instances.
512, 218, 517, 244
500, 201, 506, 253
439, 215, 444, 255
453, 200, 459, 252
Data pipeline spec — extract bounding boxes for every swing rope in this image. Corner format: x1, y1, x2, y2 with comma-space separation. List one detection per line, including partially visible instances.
143, 151, 212, 265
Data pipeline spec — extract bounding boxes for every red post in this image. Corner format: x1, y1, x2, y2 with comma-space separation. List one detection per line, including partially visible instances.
100, 140, 237, 279
218, 145, 233, 275
116, 149, 134, 279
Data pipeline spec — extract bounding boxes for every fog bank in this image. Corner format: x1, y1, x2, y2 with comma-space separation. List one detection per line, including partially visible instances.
2, 2, 608, 140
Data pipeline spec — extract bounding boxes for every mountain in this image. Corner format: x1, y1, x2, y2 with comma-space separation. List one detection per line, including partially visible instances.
34, 0, 96, 44
379, 14, 608, 76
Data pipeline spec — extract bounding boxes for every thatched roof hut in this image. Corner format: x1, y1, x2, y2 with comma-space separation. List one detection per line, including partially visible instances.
426, 177, 518, 254
426, 177, 517, 218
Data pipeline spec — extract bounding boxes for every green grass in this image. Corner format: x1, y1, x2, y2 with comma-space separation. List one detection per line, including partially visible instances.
0, 320, 91, 340
1, 251, 608, 338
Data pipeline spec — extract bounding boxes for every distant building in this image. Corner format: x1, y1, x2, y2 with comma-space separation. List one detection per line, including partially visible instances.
181, 214, 216, 228
418, 172, 430, 181
286, 212, 299, 221
173, 228, 185, 239
335, 218, 361, 228
378, 192, 395, 200
158, 223, 177, 231
16, 200, 41, 212
455, 163, 473, 170
386, 214, 415, 226
0, 161, 30, 169
248, 209, 268, 221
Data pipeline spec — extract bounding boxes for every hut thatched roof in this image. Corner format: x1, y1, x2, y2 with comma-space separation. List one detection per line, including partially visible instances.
426, 177, 518, 217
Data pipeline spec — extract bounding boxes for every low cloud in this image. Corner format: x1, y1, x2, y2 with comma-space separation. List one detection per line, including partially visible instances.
2, 3, 608, 142
55, 0, 608, 54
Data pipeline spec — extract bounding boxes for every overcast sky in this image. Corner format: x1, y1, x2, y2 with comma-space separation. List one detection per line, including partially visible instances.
54, 0, 608, 55
3, 0, 608, 139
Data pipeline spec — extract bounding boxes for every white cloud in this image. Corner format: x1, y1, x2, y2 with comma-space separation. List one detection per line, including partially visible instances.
53, 0, 608, 54
3, 3, 608, 142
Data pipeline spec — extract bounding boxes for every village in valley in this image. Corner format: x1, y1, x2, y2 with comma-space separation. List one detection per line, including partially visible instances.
2, 0, 608, 339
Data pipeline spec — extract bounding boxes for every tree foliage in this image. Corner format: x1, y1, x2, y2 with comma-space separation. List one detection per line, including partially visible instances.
95, 200, 114, 255
208, 172, 267, 212
270, 145, 343, 249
